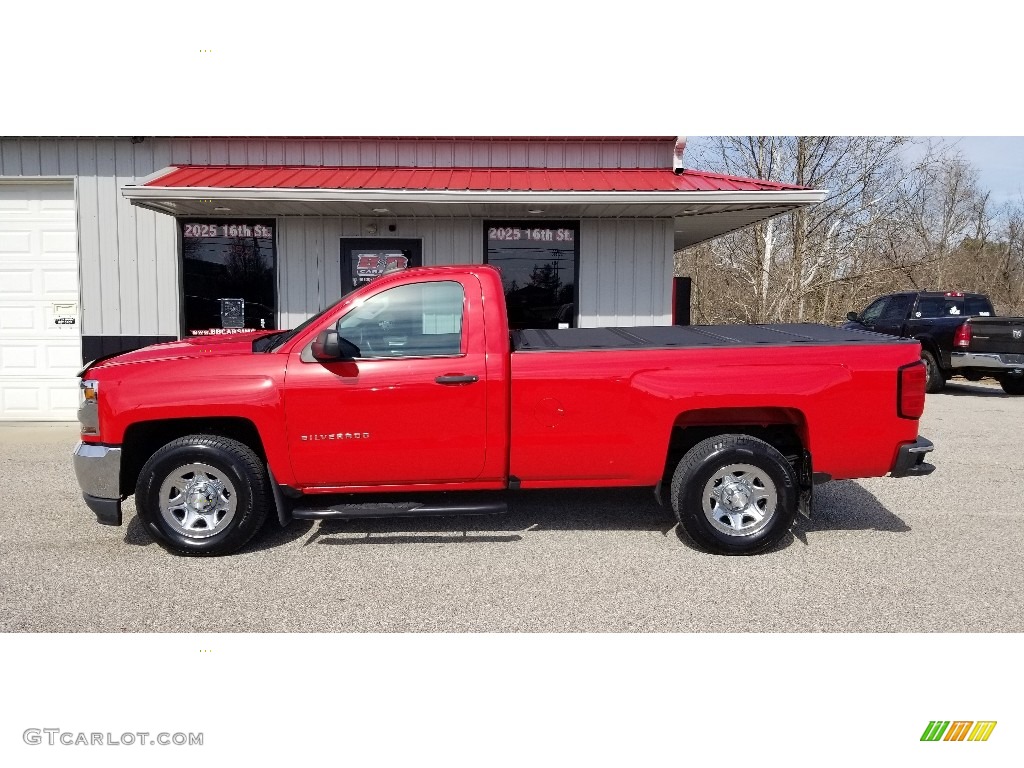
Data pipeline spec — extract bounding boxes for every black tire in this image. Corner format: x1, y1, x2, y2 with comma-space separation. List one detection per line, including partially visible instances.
921, 350, 945, 393
1000, 377, 1024, 396
135, 434, 270, 556
670, 434, 797, 555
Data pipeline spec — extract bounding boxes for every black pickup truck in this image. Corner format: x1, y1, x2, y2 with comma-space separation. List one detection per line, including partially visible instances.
845, 291, 1024, 395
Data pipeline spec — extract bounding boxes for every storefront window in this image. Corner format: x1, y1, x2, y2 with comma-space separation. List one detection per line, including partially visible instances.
485, 222, 578, 330
181, 220, 276, 336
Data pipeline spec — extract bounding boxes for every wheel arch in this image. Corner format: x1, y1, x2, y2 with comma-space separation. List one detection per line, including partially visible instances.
915, 335, 945, 370
120, 417, 267, 497
659, 407, 809, 495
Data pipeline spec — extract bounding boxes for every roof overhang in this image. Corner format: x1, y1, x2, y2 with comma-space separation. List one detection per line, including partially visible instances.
122, 172, 827, 250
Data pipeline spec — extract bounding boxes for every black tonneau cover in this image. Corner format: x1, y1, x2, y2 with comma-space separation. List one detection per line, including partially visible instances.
513, 324, 913, 352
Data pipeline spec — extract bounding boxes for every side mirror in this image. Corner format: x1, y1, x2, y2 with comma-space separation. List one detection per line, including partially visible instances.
311, 330, 340, 361
846, 311, 859, 322
311, 330, 361, 361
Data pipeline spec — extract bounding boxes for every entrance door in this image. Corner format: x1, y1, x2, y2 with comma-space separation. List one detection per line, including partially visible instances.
340, 238, 422, 299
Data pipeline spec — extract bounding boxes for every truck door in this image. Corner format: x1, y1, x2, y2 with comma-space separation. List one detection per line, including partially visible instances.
873, 294, 915, 337
283, 277, 489, 487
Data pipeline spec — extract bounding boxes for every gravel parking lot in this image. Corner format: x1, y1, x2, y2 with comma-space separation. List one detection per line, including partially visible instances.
1, 379, 1022, 633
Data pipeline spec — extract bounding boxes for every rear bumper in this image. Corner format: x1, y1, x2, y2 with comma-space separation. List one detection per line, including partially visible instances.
889, 436, 936, 478
950, 351, 1024, 372
73, 442, 123, 526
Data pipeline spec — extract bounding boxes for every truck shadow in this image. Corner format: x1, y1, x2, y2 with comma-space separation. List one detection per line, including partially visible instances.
937, 381, 1011, 397
305, 482, 909, 553
123, 483, 909, 554
306, 488, 672, 548
124, 512, 317, 553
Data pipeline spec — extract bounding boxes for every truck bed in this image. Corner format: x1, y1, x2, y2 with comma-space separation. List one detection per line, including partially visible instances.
513, 323, 911, 352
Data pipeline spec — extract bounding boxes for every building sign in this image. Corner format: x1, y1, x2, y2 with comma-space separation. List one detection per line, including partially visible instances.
52, 302, 78, 327
354, 252, 409, 284
184, 223, 273, 239
487, 227, 575, 243
181, 220, 276, 336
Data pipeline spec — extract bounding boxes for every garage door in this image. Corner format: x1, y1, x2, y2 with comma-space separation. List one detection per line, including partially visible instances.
0, 182, 80, 420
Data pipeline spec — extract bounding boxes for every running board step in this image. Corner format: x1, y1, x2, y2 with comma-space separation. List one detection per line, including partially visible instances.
291, 498, 508, 520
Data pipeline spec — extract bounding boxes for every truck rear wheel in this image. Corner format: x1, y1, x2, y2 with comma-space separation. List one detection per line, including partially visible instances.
921, 351, 945, 393
670, 434, 797, 555
135, 435, 269, 556
1000, 377, 1024, 395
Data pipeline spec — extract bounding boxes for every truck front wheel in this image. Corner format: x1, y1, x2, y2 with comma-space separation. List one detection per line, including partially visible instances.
134, 435, 270, 556
670, 434, 798, 555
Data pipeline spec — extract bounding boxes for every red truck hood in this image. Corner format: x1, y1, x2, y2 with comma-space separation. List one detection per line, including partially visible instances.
87, 332, 275, 371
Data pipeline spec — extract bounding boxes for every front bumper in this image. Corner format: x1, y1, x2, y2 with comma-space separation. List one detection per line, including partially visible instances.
950, 351, 1024, 372
73, 442, 123, 526
889, 436, 936, 478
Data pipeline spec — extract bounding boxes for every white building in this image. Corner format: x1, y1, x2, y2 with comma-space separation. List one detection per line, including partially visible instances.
0, 135, 824, 419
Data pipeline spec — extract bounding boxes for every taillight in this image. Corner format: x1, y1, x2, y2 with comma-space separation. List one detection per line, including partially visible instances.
954, 322, 971, 348
898, 362, 926, 419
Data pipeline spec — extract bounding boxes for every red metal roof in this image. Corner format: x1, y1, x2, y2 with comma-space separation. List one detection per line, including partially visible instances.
144, 166, 807, 193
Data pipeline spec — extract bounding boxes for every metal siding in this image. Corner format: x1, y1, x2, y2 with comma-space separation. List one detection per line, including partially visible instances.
39, 139, 60, 175
452, 141, 475, 166
278, 218, 319, 330
578, 218, 672, 328
434, 141, 454, 168
74, 140, 103, 336
133, 145, 159, 336
322, 141, 343, 165
577, 219, 600, 326
302, 141, 322, 166
189, 139, 211, 165
246, 140, 266, 164
1, 140, 22, 174
471, 141, 491, 166
266, 140, 285, 164
633, 221, 655, 320
114, 141, 140, 335
19, 139, 42, 175
614, 221, 637, 325
564, 142, 584, 168
378, 141, 398, 166
149, 140, 180, 336
57, 141, 78, 175
170, 138, 192, 165
619, 141, 639, 169
95, 141, 123, 333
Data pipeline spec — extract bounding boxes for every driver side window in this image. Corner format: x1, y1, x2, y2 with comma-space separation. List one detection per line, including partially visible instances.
859, 297, 891, 325
337, 281, 464, 358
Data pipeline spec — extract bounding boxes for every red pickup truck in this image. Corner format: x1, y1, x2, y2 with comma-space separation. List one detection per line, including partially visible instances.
74, 265, 934, 556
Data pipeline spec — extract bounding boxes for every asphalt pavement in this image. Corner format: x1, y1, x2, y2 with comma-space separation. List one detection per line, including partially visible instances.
1, 379, 1022, 632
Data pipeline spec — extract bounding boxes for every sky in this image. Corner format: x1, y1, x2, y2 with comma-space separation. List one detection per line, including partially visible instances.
687, 135, 1024, 211
937, 136, 1024, 207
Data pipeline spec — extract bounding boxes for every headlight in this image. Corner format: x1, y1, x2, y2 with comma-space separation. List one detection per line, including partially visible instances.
78, 379, 100, 435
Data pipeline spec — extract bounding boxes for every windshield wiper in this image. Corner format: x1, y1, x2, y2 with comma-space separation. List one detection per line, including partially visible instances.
253, 331, 290, 353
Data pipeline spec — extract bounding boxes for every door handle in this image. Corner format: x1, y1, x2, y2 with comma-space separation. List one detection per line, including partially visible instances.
435, 374, 479, 385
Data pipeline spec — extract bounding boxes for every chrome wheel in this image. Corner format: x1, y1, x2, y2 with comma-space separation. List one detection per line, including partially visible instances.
701, 463, 777, 537
157, 462, 237, 539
